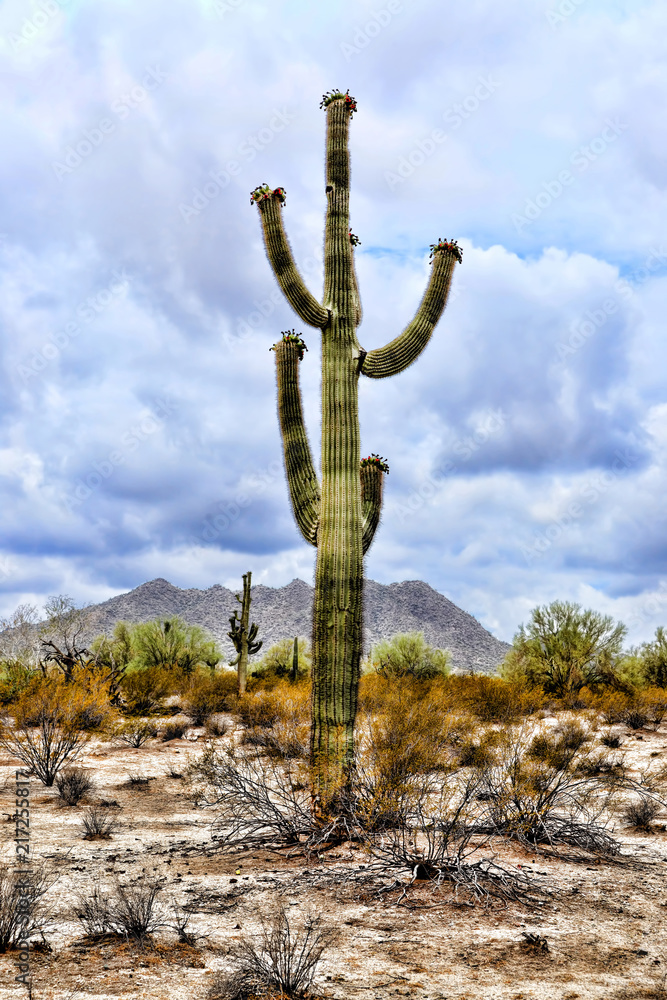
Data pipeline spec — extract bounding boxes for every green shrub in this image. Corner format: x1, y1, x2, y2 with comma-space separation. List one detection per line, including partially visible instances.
0, 659, 39, 705
369, 632, 450, 680
250, 638, 311, 685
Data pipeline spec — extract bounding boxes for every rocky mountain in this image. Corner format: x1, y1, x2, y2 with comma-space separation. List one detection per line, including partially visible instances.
84, 577, 510, 673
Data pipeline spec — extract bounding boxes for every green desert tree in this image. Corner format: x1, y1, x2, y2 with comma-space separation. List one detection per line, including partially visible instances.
502, 601, 627, 697
130, 616, 220, 677
637, 626, 667, 688
90, 622, 136, 704
369, 632, 451, 680
251, 90, 460, 807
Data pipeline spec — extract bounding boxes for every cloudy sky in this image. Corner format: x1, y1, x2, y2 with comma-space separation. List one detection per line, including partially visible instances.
1, 0, 666, 645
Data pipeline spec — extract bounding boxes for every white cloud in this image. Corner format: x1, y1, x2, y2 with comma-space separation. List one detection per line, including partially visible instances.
0, 0, 666, 650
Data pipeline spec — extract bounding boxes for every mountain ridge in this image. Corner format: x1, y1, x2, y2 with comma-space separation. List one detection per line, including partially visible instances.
84, 577, 510, 673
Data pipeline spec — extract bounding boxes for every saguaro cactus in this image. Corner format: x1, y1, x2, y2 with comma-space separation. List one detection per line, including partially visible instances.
228, 571, 263, 694
251, 90, 461, 807
290, 636, 299, 683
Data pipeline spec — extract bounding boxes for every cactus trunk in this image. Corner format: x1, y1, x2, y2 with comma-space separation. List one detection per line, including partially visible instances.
237, 572, 251, 695
252, 90, 460, 811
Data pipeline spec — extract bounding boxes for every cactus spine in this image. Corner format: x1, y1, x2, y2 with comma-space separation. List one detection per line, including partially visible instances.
252, 91, 461, 808
227, 571, 262, 694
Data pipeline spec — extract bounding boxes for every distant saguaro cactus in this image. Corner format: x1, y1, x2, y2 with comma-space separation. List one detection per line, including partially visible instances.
252, 90, 461, 808
290, 636, 299, 683
228, 571, 263, 695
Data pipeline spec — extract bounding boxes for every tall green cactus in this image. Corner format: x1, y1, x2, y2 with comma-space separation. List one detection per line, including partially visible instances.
251, 90, 461, 808
290, 636, 299, 683
228, 571, 262, 695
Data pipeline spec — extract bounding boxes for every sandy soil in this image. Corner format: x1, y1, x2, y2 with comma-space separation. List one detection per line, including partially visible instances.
1, 719, 666, 1000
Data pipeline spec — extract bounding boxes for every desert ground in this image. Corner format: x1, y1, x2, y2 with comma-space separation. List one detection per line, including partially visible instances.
1, 714, 666, 1000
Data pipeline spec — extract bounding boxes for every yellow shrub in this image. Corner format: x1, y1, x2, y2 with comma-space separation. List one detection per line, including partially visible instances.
181, 669, 238, 724
443, 674, 544, 722
14, 669, 116, 732
120, 665, 171, 715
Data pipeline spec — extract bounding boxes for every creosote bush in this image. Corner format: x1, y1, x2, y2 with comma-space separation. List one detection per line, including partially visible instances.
0, 677, 98, 785
208, 903, 338, 1000
0, 865, 57, 952
473, 721, 625, 855
446, 674, 544, 722
13, 668, 115, 731
109, 719, 158, 747
238, 682, 311, 760
181, 669, 238, 725
73, 877, 167, 943
56, 767, 94, 806
625, 796, 661, 831
81, 805, 118, 840
120, 665, 171, 716
161, 718, 190, 741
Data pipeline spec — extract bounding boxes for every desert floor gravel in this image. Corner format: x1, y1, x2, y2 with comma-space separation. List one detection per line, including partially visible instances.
1, 718, 666, 1000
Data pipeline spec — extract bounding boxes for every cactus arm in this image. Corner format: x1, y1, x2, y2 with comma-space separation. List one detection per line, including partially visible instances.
360, 249, 458, 379
361, 462, 385, 555
254, 192, 329, 328
227, 611, 241, 666
274, 336, 320, 547
247, 621, 263, 656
